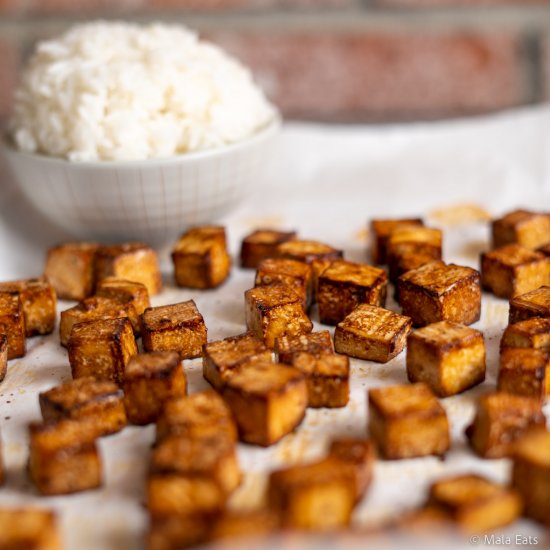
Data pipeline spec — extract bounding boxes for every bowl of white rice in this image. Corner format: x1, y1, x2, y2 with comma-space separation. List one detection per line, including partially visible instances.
2, 21, 279, 246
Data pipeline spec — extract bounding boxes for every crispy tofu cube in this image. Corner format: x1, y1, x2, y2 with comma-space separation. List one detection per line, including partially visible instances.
277, 239, 343, 265
465, 392, 545, 459
240, 228, 297, 269
68, 317, 137, 385
406, 321, 486, 397
222, 361, 307, 446
172, 226, 231, 289
428, 474, 522, 534
44, 242, 99, 301
275, 330, 334, 364
501, 317, 550, 352
0, 335, 6, 382
28, 419, 102, 495
148, 515, 210, 550
317, 260, 388, 325
0, 292, 25, 359
141, 300, 207, 359
94, 242, 162, 295
39, 376, 126, 437
509, 286, 550, 323
370, 217, 424, 265
245, 284, 313, 348
481, 244, 550, 299
267, 457, 356, 530
398, 261, 482, 326
0, 508, 61, 550
368, 383, 450, 459
389, 250, 443, 286
203, 332, 271, 390
210, 510, 280, 542
492, 209, 550, 250
334, 304, 412, 363
123, 351, 187, 425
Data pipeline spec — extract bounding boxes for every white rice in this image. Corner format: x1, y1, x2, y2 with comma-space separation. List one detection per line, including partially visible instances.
10, 22, 276, 162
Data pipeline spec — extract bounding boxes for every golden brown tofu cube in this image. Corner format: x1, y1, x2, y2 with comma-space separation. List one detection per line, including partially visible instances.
481, 244, 550, 299
465, 392, 545, 459
172, 226, 231, 289
501, 317, 550, 352
317, 260, 388, 325
406, 321, 486, 397
141, 300, 207, 359
368, 383, 450, 459
389, 250, 443, 287
148, 514, 210, 550
398, 261, 481, 326
240, 228, 297, 269
492, 209, 550, 250
428, 474, 522, 534
275, 330, 334, 364
28, 419, 102, 495
222, 361, 307, 446
245, 284, 313, 348
95, 242, 162, 295
68, 317, 137, 385
370, 217, 424, 265
0, 292, 25, 359
148, 434, 241, 518
203, 332, 271, 390
509, 286, 550, 324
0, 278, 56, 336
277, 239, 343, 265
267, 457, 356, 530
334, 304, 412, 363
0, 508, 62, 550
44, 242, 99, 301
0, 335, 6, 382
210, 510, 280, 542
123, 351, 187, 425
39, 376, 126, 437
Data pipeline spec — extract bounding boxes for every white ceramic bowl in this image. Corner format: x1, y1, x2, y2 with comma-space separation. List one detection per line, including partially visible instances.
2, 117, 280, 247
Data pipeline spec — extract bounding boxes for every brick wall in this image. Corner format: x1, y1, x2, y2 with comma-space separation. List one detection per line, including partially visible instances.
1, 1, 550, 122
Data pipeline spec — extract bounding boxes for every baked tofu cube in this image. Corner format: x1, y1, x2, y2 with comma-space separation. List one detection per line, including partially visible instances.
277, 239, 343, 265
428, 474, 522, 534
210, 510, 280, 541
267, 457, 356, 530
334, 304, 412, 363
148, 515, 210, 550
0, 292, 25, 359
172, 226, 231, 289
368, 383, 450, 459
398, 261, 481, 326
245, 284, 313, 348
147, 434, 241, 518
68, 317, 137, 385
28, 419, 102, 495
481, 244, 550, 299
94, 242, 162, 295
509, 286, 550, 323
465, 392, 545, 459
492, 209, 550, 250
0, 278, 56, 336
501, 317, 550, 352
39, 376, 126, 437
370, 217, 424, 264
0, 335, 6, 382
123, 351, 187, 425
203, 332, 271, 390
511, 428, 550, 524
240, 228, 297, 269
389, 250, 443, 286
406, 321, 486, 397
222, 361, 307, 446
0, 508, 61, 550
44, 242, 99, 301
317, 260, 388, 325
498, 347, 550, 403
141, 300, 207, 359
275, 330, 334, 364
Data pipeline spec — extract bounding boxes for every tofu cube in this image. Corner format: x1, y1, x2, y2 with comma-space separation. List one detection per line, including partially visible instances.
406, 321, 486, 397
492, 209, 550, 250
509, 286, 550, 324
210, 510, 280, 542
44, 242, 99, 301
501, 317, 550, 352
68, 317, 137, 385
275, 330, 334, 364
94, 242, 162, 295
222, 361, 307, 446
465, 392, 545, 458
39, 376, 126, 437
0, 292, 25, 359
245, 284, 313, 348
0, 508, 61, 550
428, 474, 522, 534
368, 383, 450, 459
172, 226, 231, 289
389, 251, 443, 287
334, 304, 412, 363
398, 261, 482, 326
203, 332, 271, 390
317, 260, 388, 325
277, 239, 343, 265
141, 300, 207, 359
370, 217, 424, 265
148, 515, 210, 550
481, 244, 550, 299
123, 351, 187, 425
240, 228, 297, 269
0, 335, 6, 382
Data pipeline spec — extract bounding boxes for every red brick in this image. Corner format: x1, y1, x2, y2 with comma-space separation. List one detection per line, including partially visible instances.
0, 40, 18, 119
